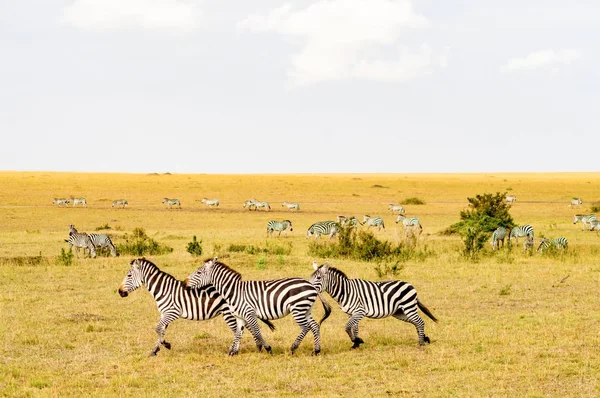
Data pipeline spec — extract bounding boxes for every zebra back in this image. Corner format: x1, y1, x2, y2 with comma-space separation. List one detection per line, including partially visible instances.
87, 233, 117, 257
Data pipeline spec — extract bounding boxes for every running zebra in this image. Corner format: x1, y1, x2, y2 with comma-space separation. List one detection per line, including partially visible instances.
243, 199, 257, 211
395, 215, 422, 231
112, 199, 128, 208
162, 198, 181, 209
65, 225, 96, 258
506, 195, 517, 205
118, 258, 274, 356
309, 262, 437, 348
570, 198, 582, 208
282, 202, 300, 212
306, 221, 340, 239
70, 197, 87, 207
267, 220, 293, 237
388, 204, 405, 214
184, 258, 332, 356
254, 201, 271, 211
589, 219, 600, 232
573, 214, 597, 231
362, 215, 385, 231
537, 237, 568, 252
52, 198, 70, 207
508, 225, 534, 245
201, 198, 220, 208
491, 227, 508, 250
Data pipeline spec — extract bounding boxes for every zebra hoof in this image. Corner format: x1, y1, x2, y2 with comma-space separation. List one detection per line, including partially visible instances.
163, 341, 171, 350
421, 336, 431, 345
312, 349, 321, 356
265, 346, 273, 354
228, 350, 239, 356
149, 348, 159, 356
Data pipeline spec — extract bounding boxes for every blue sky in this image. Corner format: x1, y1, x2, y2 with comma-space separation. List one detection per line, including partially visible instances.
1, 0, 598, 173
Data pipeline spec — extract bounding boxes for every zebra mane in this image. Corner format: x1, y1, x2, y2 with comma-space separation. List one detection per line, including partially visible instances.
210, 260, 242, 281
137, 258, 182, 286
324, 265, 349, 280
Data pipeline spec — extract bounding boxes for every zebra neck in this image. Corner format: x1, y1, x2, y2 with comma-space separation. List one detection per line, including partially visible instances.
142, 266, 176, 298
328, 277, 350, 304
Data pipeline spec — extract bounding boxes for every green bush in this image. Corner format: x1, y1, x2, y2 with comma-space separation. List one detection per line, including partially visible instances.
401, 197, 426, 205
0, 253, 47, 266
95, 223, 111, 231
186, 236, 203, 257
590, 205, 600, 212
56, 248, 74, 266
116, 228, 173, 256
373, 261, 405, 278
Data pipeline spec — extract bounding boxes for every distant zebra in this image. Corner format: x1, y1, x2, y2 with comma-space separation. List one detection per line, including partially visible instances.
573, 214, 597, 231
569, 198, 582, 208
338, 215, 359, 229
185, 258, 332, 356
537, 237, 568, 252
508, 225, 534, 246
87, 232, 117, 257
306, 221, 340, 239
282, 202, 300, 212
201, 198, 219, 208
70, 197, 87, 207
112, 199, 128, 208
118, 258, 275, 356
506, 195, 517, 205
267, 220, 293, 237
388, 204, 405, 214
491, 227, 507, 250
362, 215, 385, 231
310, 262, 437, 348
52, 198, 70, 207
65, 225, 96, 258
395, 215, 422, 232
243, 199, 257, 211
589, 219, 600, 232
162, 198, 181, 209
523, 235, 535, 251
254, 201, 271, 211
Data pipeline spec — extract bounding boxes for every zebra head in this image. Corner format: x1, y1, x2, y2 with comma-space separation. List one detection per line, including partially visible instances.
395, 215, 405, 224
306, 225, 314, 238
309, 261, 329, 293
69, 224, 77, 235
536, 238, 549, 252
118, 259, 146, 297
284, 220, 293, 231
185, 257, 217, 289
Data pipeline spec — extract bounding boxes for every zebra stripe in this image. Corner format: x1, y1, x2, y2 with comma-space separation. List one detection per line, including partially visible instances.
254, 201, 271, 211
569, 198, 582, 208
310, 262, 437, 347
52, 198, 70, 207
491, 227, 507, 250
267, 220, 293, 237
65, 225, 96, 258
282, 202, 300, 211
87, 233, 117, 257
306, 221, 340, 239
395, 215, 421, 230
388, 204, 405, 214
589, 220, 600, 232
118, 258, 268, 356
337, 215, 359, 229
537, 237, 568, 252
573, 214, 597, 230
162, 198, 181, 209
362, 215, 385, 231
506, 195, 517, 204
201, 198, 220, 207
508, 225, 534, 245
112, 199, 128, 208
185, 258, 331, 356
70, 197, 87, 207
243, 199, 257, 210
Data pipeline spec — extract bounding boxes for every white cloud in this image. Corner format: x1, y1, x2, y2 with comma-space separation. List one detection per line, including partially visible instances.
502, 49, 581, 74
61, 0, 202, 33
238, 0, 447, 87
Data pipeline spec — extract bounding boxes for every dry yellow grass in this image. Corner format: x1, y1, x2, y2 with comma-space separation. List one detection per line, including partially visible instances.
1, 171, 599, 397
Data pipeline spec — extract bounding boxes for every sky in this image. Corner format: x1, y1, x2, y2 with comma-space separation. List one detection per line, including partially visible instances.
1, 0, 599, 173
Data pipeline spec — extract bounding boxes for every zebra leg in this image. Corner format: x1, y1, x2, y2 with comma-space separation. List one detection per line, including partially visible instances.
244, 315, 272, 355
345, 312, 365, 348
393, 308, 429, 346
228, 318, 246, 356
151, 312, 177, 356
290, 310, 313, 354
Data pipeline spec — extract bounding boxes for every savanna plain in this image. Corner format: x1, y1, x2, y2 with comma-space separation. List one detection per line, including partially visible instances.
1, 172, 599, 397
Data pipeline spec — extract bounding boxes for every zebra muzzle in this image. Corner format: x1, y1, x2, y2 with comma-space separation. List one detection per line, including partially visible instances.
118, 286, 128, 297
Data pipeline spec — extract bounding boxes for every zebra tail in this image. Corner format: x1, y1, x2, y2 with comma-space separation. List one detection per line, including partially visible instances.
259, 318, 276, 332
417, 299, 438, 323
317, 293, 332, 325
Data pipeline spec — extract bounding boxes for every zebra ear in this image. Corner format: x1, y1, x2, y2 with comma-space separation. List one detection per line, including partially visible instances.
323, 262, 329, 271
213, 256, 218, 263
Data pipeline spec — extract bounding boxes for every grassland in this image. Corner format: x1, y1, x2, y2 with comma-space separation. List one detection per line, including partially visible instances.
1, 171, 599, 397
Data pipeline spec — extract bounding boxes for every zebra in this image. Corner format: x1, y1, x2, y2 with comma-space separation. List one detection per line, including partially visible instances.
362, 215, 385, 231
523, 234, 535, 251
65, 225, 96, 258
201, 198, 220, 208
162, 198, 181, 209
306, 221, 340, 239
508, 225, 534, 246
537, 237, 568, 252
573, 214, 597, 231
254, 201, 271, 211
69, 225, 116, 257
506, 195, 517, 205
589, 219, 600, 232
338, 215, 359, 229
491, 227, 508, 250
282, 202, 300, 212
243, 199, 257, 211
388, 204, 405, 214
570, 198, 582, 208
52, 198, 69, 207
70, 197, 87, 207
184, 257, 332, 356
309, 262, 437, 348
395, 215, 422, 232
118, 258, 275, 356
267, 220, 293, 237
112, 199, 128, 208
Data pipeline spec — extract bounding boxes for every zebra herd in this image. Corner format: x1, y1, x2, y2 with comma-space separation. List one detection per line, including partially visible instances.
52, 197, 128, 208
118, 257, 436, 356
65, 225, 117, 258
490, 223, 572, 253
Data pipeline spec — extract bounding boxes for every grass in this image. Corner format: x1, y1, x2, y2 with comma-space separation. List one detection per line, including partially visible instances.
0, 171, 599, 396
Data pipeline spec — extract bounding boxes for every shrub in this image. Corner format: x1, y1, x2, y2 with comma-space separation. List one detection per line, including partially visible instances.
186, 236, 203, 257
0, 253, 47, 266
256, 257, 266, 270
95, 223, 111, 231
590, 205, 600, 213
225, 241, 292, 256
56, 248, 74, 266
401, 197, 426, 205
116, 228, 173, 256
373, 261, 405, 278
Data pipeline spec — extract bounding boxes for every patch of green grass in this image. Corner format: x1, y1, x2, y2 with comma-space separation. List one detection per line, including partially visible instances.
401, 197, 426, 205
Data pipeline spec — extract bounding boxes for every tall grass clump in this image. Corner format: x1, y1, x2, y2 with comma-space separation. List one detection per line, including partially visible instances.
116, 228, 173, 256
56, 248, 74, 266
186, 236, 203, 257
590, 204, 600, 212
226, 241, 292, 256
0, 253, 48, 266
401, 197, 426, 205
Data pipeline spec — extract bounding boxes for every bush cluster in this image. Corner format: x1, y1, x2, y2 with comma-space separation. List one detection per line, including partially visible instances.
401, 197, 426, 205
116, 228, 173, 256
186, 236, 203, 257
